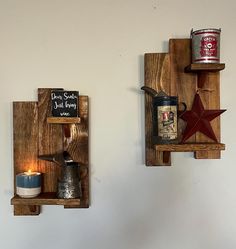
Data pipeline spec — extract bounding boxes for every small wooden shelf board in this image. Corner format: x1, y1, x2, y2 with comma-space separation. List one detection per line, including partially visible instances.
47, 117, 81, 124
155, 143, 225, 152
185, 63, 225, 72
11, 192, 80, 206
11, 88, 89, 216
153, 143, 225, 164
144, 39, 225, 166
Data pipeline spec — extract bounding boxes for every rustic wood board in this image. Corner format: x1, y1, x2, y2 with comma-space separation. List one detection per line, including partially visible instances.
65, 96, 89, 208
11, 192, 80, 206
38, 88, 63, 193
155, 143, 225, 152
12, 205, 40, 216
194, 72, 221, 159
13, 102, 40, 215
185, 63, 225, 72
47, 117, 81, 124
144, 53, 171, 166
169, 39, 198, 143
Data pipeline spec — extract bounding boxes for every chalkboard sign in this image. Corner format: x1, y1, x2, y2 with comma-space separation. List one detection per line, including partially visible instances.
51, 90, 79, 117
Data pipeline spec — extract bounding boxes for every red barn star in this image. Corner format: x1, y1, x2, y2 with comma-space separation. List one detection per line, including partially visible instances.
179, 93, 226, 143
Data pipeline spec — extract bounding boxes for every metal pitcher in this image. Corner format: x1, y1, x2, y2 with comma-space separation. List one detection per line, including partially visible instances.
38, 151, 82, 199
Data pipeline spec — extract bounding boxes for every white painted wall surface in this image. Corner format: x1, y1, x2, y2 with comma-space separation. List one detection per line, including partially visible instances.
0, 1, 235, 249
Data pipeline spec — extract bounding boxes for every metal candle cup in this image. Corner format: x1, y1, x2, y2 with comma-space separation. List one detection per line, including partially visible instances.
16, 172, 41, 198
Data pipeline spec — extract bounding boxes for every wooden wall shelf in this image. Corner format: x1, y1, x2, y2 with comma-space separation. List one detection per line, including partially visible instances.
47, 117, 81, 124
11, 88, 89, 215
11, 192, 80, 206
155, 143, 225, 152
143, 39, 225, 166
185, 63, 225, 72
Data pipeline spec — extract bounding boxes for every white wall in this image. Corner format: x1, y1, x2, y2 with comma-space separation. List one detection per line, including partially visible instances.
0, 1, 235, 249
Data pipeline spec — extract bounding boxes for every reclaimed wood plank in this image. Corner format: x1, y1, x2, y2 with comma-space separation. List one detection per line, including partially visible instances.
155, 143, 225, 152
38, 88, 63, 193
65, 96, 89, 207
13, 102, 40, 215
144, 53, 171, 166
11, 192, 80, 206
194, 72, 222, 159
185, 63, 225, 72
169, 39, 198, 144
12, 205, 40, 216
47, 117, 81, 124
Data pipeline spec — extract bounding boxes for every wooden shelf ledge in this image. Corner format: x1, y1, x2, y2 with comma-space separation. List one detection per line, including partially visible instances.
11, 192, 80, 206
185, 63, 225, 72
154, 143, 225, 152
47, 117, 81, 124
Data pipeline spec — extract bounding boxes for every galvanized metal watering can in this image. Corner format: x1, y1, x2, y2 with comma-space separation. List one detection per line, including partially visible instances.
141, 86, 184, 144
38, 151, 84, 199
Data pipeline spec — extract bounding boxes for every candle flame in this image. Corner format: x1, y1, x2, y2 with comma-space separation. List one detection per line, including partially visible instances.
24, 169, 34, 176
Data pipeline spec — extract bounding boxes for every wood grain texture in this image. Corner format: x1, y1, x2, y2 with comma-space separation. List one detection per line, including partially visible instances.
65, 96, 89, 208
13, 205, 40, 216
38, 88, 63, 193
155, 143, 225, 152
47, 117, 81, 124
185, 63, 225, 72
11, 192, 80, 206
144, 53, 171, 166
13, 102, 40, 215
194, 72, 222, 159
169, 39, 198, 143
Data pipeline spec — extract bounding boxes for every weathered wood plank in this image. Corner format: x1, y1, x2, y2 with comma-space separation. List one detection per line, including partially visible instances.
185, 63, 225, 72
169, 39, 198, 144
47, 117, 81, 124
11, 192, 80, 206
65, 96, 89, 207
194, 72, 222, 159
13, 205, 40, 216
155, 143, 225, 152
144, 53, 171, 166
38, 88, 63, 193
13, 102, 40, 215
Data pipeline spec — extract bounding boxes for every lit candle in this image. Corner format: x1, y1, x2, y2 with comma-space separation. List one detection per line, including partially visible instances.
16, 170, 41, 198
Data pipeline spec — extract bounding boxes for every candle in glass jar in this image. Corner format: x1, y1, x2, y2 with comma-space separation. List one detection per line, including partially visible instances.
16, 170, 41, 198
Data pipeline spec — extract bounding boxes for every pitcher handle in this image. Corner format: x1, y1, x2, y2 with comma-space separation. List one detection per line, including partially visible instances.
178, 102, 187, 118
80, 165, 89, 180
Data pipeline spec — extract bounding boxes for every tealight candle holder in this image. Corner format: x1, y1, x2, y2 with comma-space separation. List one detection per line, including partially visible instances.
16, 171, 41, 198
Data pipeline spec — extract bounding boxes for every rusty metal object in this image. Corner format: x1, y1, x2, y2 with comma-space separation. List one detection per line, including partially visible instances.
38, 151, 81, 199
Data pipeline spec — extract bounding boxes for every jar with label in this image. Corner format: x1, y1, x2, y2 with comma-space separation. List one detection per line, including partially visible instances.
153, 94, 178, 144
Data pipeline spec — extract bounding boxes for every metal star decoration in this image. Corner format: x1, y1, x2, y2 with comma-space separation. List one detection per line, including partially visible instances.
179, 93, 226, 143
